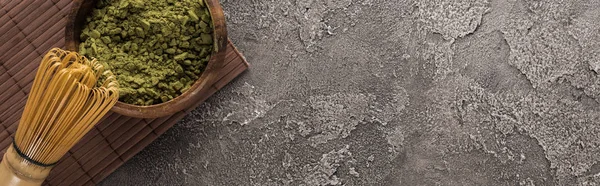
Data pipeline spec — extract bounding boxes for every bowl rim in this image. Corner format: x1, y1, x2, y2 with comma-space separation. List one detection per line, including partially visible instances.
65, 0, 228, 118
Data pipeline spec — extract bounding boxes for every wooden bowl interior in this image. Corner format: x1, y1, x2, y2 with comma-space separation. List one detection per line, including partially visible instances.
65, 0, 228, 118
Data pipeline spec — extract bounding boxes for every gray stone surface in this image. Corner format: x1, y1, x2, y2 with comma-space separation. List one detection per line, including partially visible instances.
99, 0, 600, 185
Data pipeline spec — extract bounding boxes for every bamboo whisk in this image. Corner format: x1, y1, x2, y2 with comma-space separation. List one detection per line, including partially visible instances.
0, 48, 119, 186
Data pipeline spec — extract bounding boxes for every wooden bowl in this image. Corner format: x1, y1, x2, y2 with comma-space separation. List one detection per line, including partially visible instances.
65, 0, 228, 118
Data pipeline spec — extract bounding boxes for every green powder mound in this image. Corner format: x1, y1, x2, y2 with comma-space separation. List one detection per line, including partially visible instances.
80, 0, 213, 106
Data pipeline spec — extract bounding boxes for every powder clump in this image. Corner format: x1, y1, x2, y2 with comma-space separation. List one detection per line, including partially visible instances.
80, 0, 213, 105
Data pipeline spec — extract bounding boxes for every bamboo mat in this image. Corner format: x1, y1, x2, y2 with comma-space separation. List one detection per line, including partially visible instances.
0, 1, 249, 185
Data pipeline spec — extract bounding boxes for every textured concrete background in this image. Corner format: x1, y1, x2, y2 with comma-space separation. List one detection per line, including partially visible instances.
100, 0, 600, 185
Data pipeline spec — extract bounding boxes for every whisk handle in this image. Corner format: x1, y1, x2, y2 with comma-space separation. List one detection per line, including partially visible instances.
0, 161, 37, 186
0, 146, 52, 186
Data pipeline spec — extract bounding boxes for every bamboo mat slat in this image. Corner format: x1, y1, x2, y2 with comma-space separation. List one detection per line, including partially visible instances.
0, 1, 249, 185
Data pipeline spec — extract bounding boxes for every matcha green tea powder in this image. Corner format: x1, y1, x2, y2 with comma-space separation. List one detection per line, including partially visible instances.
79, 0, 214, 106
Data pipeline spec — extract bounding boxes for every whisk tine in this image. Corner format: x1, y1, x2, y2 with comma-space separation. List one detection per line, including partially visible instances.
0, 48, 119, 185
